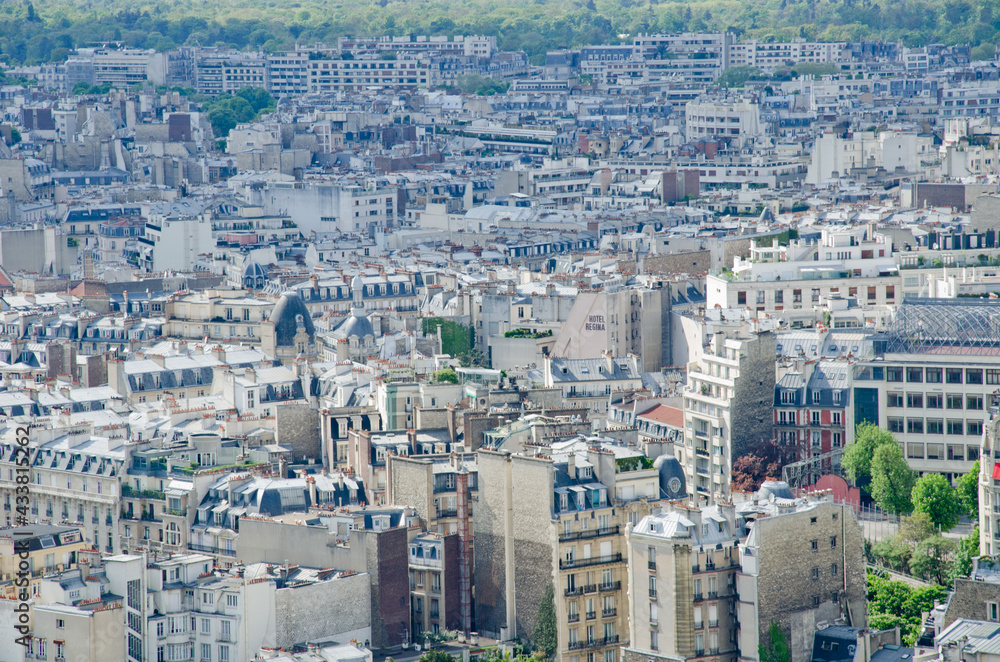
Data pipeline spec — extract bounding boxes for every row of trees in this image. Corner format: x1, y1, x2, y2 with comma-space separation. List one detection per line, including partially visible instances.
5, 0, 1000, 67
843, 423, 978, 528
867, 571, 946, 645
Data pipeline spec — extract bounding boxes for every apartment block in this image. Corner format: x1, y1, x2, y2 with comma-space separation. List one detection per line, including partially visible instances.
681, 330, 775, 503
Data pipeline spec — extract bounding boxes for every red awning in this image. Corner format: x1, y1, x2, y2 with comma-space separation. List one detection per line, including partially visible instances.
992, 463, 1000, 480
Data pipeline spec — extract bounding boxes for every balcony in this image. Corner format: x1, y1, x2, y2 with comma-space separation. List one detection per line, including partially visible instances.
567, 636, 620, 651
695, 622, 704, 630
599, 581, 621, 593
565, 586, 584, 597
568, 613, 580, 623
694, 593, 703, 601
602, 608, 617, 618
559, 525, 620, 542
559, 553, 622, 570
648, 560, 656, 571
648, 589, 657, 599
586, 611, 596, 620
709, 620, 718, 628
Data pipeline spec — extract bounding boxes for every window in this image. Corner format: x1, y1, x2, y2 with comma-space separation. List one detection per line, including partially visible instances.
926, 393, 943, 409
813, 595, 821, 607
886, 366, 903, 382
927, 443, 944, 460
888, 417, 904, 433
888, 392, 904, 408
830, 536, 837, 548
811, 567, 819, 580
989, 602, 999, 622
650, 631, 658, 651
202, 618, 210, 634
988, 369, 1000, 385
226, 594, 238, 608
202, 644, 211, 662
927, 418, 944, 434
907, 418, 924, 434
56, 619, 64, 629
907, 393, 923, 408
906, 367, 923, 383
926, 368, 943, 383
774, 290, 784, 304
947, 368, 964, 384
969, 420, 984, 436
947, 394, 964, 409
219, 646, 230, 662
831, 563, 838, 576
968, 369, 984, 385
968, 395, 984, 410
648, 575, 656, 598
737, 291, 746, 305
948, 419, 964, 435
810, 539, 818, 551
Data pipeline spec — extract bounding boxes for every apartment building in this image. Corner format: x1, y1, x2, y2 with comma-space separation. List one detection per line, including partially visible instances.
736, 491, 867, 662
979, 411, 1000, 556
624, 504, 742, 662
162, 289, 273, 344
681, 330, 775, 503
706, 227, 900, 316
543, 354, 644, 414
0, 420, 126, 554
259, 179, 397, 235
266, 50, 310, 96
685, 98, 763, 148
475, 449, 630, 662
0, 524, 86, 598
409, 532, 462, 636
774, 360, 852, 486
728, 40, 848, 68
633, 33, 732, 84
308, 55, 429, 94
856, 298, 996, 479
87, 48, 168, 87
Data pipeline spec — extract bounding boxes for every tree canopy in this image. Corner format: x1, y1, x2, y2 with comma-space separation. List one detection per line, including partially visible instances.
869, 442, 916, 514
957, 460, 980, 519
842, 423, 899, 489
912, 474, 962, 531
4, 0, 1000, 69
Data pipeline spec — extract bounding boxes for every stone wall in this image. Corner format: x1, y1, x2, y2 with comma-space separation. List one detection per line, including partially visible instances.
942, 578, 1000, 628
274, 572, 372, 649
731, 332, 777, 461
275, 402, 321, 462
755, 502, 867, 662
642, 250, 713, 276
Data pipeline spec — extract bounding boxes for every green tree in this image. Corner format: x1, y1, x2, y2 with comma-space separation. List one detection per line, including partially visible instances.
957, 460, 980, 518
898, 512, 936, 544
870, 442, 916, 514
532, 584, 557, 658
912, 474, 961, 531
716, 65, 763, 88
909, 536, 957, 585
759, 621, 791, 662
949, 526, 979, 583
419, 650, 456, 662
207, 107, 237, 138
843, 423, 899, 490
433, 367, 459, 384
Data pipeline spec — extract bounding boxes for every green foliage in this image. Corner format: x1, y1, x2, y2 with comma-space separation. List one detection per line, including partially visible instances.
949, 526, 979, 582
957, 460, 980, 518
200, 87, 274, 138
455, 73, 510, 95
911, 474, 961, 531
532, 584, 557, 658
759, 621, 791, 662
898, 512, 935, 544
423, 318, 474, 357
842, 423, 898, 490
867, 571, 946, 645
419, 650, 456, 662
504, 328, 553, 338
870, 442, 916, 514
433, 367, 459, 384
910, 535, 957, 585
716, 66, 763, 88
615, 456, 655, 472
9, 127, 20, 145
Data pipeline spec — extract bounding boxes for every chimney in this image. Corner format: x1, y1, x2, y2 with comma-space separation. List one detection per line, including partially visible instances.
244, 368, 256, 383
278, 454, 288, 478
307, 476, 317, 505
446, 404, 457, 444
567, 453, 576, 479
407, 428, 417, 455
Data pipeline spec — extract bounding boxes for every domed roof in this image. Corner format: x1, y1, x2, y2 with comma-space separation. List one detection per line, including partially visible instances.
269, 292, 315, 347
654, 454, 687, 500
756, 478, 794, 502
334, 311, 375, 341
243, 259, 268, 279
